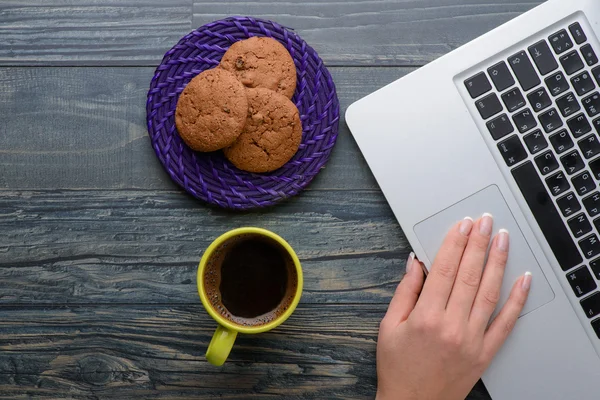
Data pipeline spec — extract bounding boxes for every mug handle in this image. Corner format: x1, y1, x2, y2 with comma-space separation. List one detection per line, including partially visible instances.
206, 324, 237, 366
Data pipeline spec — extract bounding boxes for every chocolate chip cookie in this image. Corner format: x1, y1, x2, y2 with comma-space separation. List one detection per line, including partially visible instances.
175, 68, 248, 152
224, 88, 302, 173
220, 37, 297, 99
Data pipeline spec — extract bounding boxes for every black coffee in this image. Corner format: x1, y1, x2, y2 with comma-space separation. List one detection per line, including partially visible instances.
204, 235, 297, 326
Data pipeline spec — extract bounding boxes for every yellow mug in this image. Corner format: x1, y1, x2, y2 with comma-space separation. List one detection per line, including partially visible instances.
197, 227, 303, 366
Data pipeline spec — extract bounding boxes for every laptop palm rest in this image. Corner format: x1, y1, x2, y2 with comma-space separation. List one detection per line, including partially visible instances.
414, 185, 555, 319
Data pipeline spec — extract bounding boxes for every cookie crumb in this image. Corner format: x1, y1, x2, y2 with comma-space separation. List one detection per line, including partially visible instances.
235, 57, 245, 69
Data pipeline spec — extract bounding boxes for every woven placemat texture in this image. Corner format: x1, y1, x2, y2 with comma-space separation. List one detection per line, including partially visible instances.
146, 16, 340, 210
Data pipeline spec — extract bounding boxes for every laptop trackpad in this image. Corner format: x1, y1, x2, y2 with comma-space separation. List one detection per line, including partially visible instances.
414, 185, 555, 319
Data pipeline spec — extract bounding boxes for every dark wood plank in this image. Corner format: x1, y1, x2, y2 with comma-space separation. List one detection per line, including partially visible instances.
193, 0, 542, 67
0, 66, 413, 191
0, 304, 380, 398
0, 0, 191, 66
0, 189, 409, 305
0, 304, 490, 399
0, 1, 541, 67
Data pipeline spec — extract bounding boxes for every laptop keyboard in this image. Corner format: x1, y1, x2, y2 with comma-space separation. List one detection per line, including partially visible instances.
464, 22, 600, 339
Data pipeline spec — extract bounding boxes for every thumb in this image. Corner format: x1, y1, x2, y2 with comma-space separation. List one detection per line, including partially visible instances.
383, 252, 425, 327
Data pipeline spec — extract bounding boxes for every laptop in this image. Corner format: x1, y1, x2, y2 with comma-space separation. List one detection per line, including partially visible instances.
346, 0, 600, 398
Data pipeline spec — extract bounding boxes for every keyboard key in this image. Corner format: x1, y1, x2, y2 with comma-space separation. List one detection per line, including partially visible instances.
561, 150, 585, 175
513, 108, 537, 133
578, 134, 600, 159
524, 129, 548, 154
546, 170, 570, 196
497, 135, 527, 167
590, 157, 600, 180
545, 71, 569, 96
556, 92, 581, 117
508, 51, 541, 91
590, 257, 600, 279
581, 292, 600, 318
476, 93, 503, 119
593, 66, 600, 86
572, 171, 595, 196
528, 40, 558, 75
592, 318, 600, 339
549, 29, 574, 54
528, 87, 552, 112
487, 61, 515, 92
502, 88, 526, 112
567, 266, 597, 297
569, 23, 587, 45
549, 129, 574, 154
511, 161, 583, 271
583, 92, 600, 117
580, 234, 600, 259
571, 72, 596, 96
594, 117, 600, 134
535, 150, 559, 175
560, 51, 585, 75
539, 108, 563, 133
568, 113, 592, 138
581, 44, 598, 67
584, 192, 600, 217
487, 114, 514, 140
465, 72, 492, 99
571, 172, 596, 197
568, 213, 593, 238
557, 192, 581, 217
594, 217, 600, 233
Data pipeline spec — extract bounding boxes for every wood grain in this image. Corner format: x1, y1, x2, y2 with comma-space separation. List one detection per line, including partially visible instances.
193, 0, 541, 67
0, 0, 541, 67
0, 2, 522, 398
0, 0, 191, 66
0, 66, 413, 191
0, 304, 379, 399
0, 189, 409, 305
0, 304, 490, 399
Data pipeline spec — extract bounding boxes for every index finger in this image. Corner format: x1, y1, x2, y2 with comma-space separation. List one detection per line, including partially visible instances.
416, 217, 473, 311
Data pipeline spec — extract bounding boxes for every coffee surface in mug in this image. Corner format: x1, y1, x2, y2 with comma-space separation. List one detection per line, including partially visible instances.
204, 234, 298, 326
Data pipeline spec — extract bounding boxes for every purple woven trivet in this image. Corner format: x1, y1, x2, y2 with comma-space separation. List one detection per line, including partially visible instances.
146, 16, 340, 210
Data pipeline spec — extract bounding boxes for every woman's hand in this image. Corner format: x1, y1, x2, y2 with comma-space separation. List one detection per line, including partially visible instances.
376, 214, 532, 400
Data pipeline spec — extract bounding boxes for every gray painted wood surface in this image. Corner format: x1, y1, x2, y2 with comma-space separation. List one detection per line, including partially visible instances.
0, 66, 411, 191
0, 0, 545, 398
0, 0, 541, 66
0, 0, 191, 66
0, 304, 489, 399
0, 189, 409, 305
194, 0, 541, 66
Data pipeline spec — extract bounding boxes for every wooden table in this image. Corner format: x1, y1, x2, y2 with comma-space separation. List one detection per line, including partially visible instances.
0, 1, 543, 398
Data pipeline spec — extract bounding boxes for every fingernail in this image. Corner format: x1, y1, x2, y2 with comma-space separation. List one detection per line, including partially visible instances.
522, 271, 532, 291
479, 213, 493, 236
459, 217, 474, 236
406, 252, 415, 274
496, 228, 509, 252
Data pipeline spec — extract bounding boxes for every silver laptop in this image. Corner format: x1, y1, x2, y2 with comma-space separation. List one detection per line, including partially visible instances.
346, 0, 600, 398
